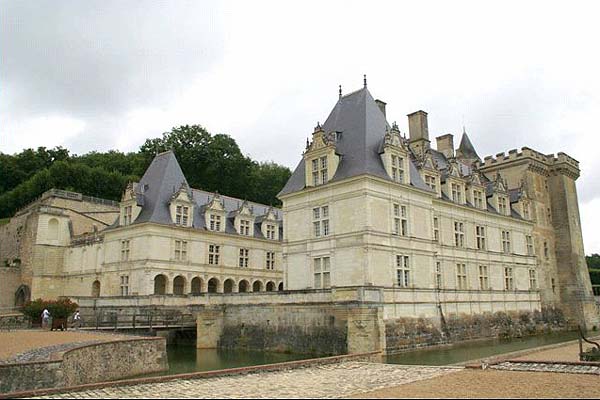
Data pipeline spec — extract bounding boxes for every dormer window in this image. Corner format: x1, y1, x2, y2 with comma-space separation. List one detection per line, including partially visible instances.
473, 190, 484, 209
240, 219, 251, 236
209, 214, 222, 231
175, 205, 190, 226
266, 224, 276, 240
522, 201, 530, 220
391, 155, 405, 183
451, 183, 463, 203
424, 175, 437, 191
123, 206, 132, 226
311, 156, 328, 186
498, 197, 508, 215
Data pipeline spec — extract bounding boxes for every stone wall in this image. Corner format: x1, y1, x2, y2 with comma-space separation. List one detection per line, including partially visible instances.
0, 313, 30, 330
0, 337, 167, 394
0, 268, 21, 312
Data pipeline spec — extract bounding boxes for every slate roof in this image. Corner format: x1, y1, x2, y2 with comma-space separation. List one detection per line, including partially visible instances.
456, 131, 481, 162
278, 87, 429, 196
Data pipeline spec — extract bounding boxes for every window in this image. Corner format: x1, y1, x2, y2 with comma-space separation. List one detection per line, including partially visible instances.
551, 278, 556, 293
123, 206, 132, 225
547, 208, 552, 225
476, 226, 486, 250
312, 156, 328, 186
454, 221, 465, 248
120, 240, 130, 261
266, 224, 276, 240
396, 255, 410, 287
522, 202, 530, 220
208, 244, 220, 265
391, 154, 405, 183
544, 241, 549, 259
314, 257, 331, 288
175, 205, 189, 226
239, 248, 249, 268
435, 261, 443, 289
313, 206, 330, 237
473, 190, 484, 209
266, 252, 275, 270
502, 230, 511, 253
456, 264, 468, 290
209, 214, 222, 231
504, 267, 514, 290
498, 197, 508, 215
425, 175, 437, 191
174, 240, 187, 261
529, 269, 537, 290
526, 235, 534, 256
451, 183, 462, 203
433, 217, 439, 242
478, 265, 489, 290
240, 220, 251, 236
393, 204, 408, 236
120, 275, 129, 296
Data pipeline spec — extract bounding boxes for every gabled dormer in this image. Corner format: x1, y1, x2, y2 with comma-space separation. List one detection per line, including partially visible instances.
443, 160, 466, 205
120, 182, 143, 226
169, 182, 194, 227
259, 207, 280, 241
513, 180, 532, 220
204, 194, 226, 233
488, 172, 510, 216
380, 123, 411, 185
466, 171, 487, 210
232, 200, 255, 237
304, 123, 340, 188
417, 150, 440, 197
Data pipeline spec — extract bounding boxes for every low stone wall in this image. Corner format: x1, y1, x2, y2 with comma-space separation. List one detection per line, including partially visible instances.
385, 307, 567, 353
0, 313, 30, 330
0, 337, 167, 394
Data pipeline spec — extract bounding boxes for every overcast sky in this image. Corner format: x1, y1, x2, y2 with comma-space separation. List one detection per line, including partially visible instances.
2, 0, 600, 253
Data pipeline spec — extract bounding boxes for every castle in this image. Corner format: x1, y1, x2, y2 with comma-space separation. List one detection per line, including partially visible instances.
1, 83, 597, 334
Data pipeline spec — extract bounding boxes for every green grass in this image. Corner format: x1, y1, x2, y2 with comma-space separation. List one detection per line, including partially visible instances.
0, 218, 9, 226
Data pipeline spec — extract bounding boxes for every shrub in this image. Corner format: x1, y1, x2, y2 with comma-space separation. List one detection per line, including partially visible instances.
22, 298, 79, 321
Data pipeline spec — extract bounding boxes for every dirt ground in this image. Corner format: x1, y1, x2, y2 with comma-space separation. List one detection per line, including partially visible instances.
514, 339, 599, 362
0, 330, 129, 360
350, 369, 600, 398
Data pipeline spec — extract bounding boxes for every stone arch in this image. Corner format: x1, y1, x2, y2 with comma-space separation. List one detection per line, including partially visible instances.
207, 277, 219, 293
154, 274, 167, 295
223, 278, 235, 293
238, 279, 249, 293
252, 280, 263, 292
15, 285, 30, 307
266, 281, 275, 292
278, 282, 284, 291
191, 277, 202, 294
48, 218, 59, 240
173, 275, 186, 295
92, 280, 101, 298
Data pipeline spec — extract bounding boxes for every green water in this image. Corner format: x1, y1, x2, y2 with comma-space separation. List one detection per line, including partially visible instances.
385, 331, 580, 365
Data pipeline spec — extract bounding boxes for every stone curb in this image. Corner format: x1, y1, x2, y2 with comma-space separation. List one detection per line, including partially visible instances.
504, 359, 600, 367
1, 351, 383, 399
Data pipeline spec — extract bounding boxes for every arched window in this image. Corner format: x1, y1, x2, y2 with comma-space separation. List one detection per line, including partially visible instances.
92, 280, 101, 298
278, 282, 284, 291
207, 278, 219, 293
191, 277, 202, 295
154, 275, 167, 295
252, 281, 263, 292
266, 281, 275, 292
15, 285, 30, 307
48, 218, 59, 240
238, 280, 249, 293
173, 276, 186, 295
223, 279, 234, 293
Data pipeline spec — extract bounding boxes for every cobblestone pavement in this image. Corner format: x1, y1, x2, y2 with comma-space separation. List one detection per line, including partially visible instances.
0, 340, 105, 364
492, 361, 600, 375
35, 362, 461, 399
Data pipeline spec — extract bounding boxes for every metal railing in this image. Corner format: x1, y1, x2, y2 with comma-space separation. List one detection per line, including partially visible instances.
78, 310, 196, 331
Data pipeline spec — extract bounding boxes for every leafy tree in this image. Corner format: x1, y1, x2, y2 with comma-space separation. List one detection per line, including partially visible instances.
587, 254, 600, 285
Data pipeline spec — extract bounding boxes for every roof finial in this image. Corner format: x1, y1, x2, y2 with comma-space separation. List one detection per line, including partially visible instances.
338, 85, 342, 99
363, 74, 367, 88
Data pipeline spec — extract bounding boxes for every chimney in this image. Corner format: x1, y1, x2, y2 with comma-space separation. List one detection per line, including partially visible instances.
375, 99, 387, 117
436, 134, 455, 158
407, 110, 429, 142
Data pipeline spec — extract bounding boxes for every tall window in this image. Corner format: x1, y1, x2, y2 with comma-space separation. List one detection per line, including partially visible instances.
314, 257, 331, 288
451, 183, 462, 203
473, 190, 484, 209
208, 244, 220, 265
209, 214, 222, 231
547, 208, 552, 225
239, 248, 249, 268
391, 154, 404, 183
456, 263, 468, 290
529, 269, 537, 290
123, 206, 132, 225
504, 267, 514, 290
313, 206, 330, 237
266, 224, 276, 240
502, 230, 511, 253
478, 265, 489, 290
498, 197, 508, 215
393, 204, 408, 236
544, 241, 549, 259
240, 220, 251, 236
433, 217, 439, 242
522, 202, 530, 220
396, 255, 410, 287
266, 252, 275, 270
435, 261, 443, 289
476, 226, 486, 250
454, 221, 465, 247
526, 235, 534, 256
120, 240, 130, 261
176, 205, 189, 226
312, 156, 328, 186
174, 240, 188, 261
120, 275, 129, 296
425, 175, 437, 191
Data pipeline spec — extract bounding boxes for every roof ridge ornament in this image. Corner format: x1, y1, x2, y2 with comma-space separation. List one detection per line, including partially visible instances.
363, 74, 367, 88
339, 85, 342, 99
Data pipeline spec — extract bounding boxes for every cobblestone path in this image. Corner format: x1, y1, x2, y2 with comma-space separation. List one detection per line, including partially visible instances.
492, 361, 600, 375
36, 362, 461, 399
0, 340, 105, 364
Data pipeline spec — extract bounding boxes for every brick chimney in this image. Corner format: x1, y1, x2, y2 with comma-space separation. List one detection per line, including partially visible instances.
375, 99, 387, 117
436, 134, 455, 158
407, 110, 429, 142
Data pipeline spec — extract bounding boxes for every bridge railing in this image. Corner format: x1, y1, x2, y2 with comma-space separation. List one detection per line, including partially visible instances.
78, 310, 195, 330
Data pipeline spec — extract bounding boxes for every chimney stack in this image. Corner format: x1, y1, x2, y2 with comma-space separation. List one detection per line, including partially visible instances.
407, 111, 429, 142
436, 134, 455, 158
375, 99, 387, 117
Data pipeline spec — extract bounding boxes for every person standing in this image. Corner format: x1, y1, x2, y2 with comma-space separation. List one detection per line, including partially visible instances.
41, 308, 50, 330
73, 310, 81, 330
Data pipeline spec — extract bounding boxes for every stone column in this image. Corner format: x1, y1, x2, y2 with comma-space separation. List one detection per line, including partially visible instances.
345, 305, 385, 354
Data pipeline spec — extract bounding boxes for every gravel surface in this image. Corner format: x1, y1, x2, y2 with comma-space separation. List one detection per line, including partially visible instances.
513, 336, 600, 363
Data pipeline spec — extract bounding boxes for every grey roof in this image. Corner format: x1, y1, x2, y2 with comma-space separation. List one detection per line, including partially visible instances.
456, 131, 481, 162
279, 87, 429, 196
